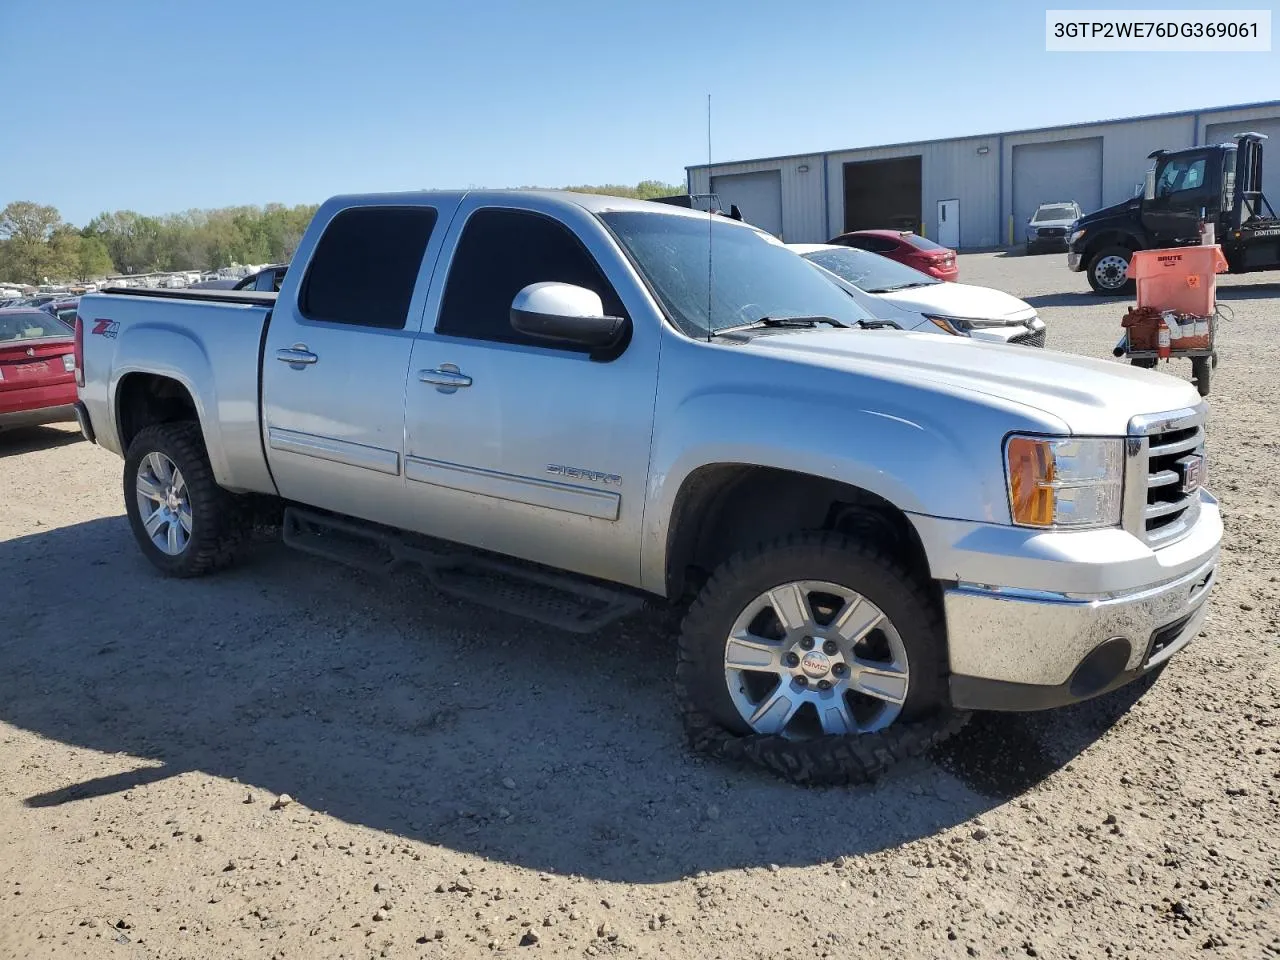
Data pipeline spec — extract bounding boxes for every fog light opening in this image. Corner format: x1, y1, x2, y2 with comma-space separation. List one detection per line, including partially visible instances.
1068, 637, 1132, 698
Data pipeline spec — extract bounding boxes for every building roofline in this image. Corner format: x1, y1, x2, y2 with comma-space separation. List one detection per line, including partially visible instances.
686, 99, 1280, 173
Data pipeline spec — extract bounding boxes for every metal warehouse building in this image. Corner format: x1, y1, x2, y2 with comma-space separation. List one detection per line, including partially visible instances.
686, 100, 1280, 249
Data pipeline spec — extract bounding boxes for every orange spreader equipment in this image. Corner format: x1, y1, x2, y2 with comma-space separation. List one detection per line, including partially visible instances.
1127, 245, 1230, 318
1115, 244, 1226, 398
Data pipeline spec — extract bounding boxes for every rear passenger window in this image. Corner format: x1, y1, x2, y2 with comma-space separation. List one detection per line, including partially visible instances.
299, 206, 437, 329
436, 208, 626, 350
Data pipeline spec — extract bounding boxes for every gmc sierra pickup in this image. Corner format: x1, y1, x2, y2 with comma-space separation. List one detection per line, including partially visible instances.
74, 190, 1222, 785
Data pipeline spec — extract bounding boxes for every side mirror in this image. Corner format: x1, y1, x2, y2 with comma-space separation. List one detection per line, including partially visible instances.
510, 282, 628, 350
1143, 169, 1156, 201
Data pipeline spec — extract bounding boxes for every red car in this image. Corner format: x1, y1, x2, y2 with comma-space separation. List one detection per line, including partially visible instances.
0, 308, 78, 431
827, 229, 959, 281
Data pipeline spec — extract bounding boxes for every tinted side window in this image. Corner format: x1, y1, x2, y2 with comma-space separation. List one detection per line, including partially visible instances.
299, 206, 438, 329
841, 235, 891, 253
436, 209, 626, 350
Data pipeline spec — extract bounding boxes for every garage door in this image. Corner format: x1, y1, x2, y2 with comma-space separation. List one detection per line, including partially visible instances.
710, 170, 783, 238
1012, 137, 1103, 233
1205, 118, 1280, 214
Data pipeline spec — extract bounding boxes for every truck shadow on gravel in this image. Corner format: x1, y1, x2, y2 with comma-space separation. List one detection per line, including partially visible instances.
0, 425, 84, 458
2, 519, 1166, 882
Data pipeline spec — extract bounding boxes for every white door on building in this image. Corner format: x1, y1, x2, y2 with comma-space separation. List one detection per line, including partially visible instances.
937, 199, 960, 248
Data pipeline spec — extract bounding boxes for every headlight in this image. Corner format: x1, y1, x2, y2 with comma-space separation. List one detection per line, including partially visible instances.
925, 314, 1015, 335
1069, 228, 1087, 245
1027, 226, 1038, 237
924, 314, 972, 336
1005, 436, 1123, 529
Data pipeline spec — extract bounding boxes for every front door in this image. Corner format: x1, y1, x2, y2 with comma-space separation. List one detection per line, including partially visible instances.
400, 199, 662, 587
1145, 151, 1216, 248
937, 199, 959, 248
261, 202, 457, 528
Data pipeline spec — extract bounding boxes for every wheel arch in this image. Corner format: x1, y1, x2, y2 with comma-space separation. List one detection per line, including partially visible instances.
660, 463, 935, 603
1083, 229, 1144, 260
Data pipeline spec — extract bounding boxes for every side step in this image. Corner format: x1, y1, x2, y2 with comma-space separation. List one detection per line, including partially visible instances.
281, 507, 647, 634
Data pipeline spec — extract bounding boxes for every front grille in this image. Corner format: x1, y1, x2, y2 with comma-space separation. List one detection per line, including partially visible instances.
1037, 227, 1066, 238
1134, 415, 1205, 545
1009, 329, 1046, 348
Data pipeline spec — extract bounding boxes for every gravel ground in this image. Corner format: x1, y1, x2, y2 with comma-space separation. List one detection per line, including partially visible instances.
1, 251, 1277, 960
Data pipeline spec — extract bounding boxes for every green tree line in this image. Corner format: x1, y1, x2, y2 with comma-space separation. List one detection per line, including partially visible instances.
0, 180, 685, 286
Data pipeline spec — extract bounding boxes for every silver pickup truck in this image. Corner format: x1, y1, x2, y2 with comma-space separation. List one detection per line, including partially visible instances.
73, 191, 1221, 785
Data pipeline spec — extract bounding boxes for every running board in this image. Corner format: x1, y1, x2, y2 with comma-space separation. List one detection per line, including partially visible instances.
281, 506, 646, 633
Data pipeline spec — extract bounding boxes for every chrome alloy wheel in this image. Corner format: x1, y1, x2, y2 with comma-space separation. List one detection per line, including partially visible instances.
1093, 254, 1129, 290
135, 452, 192, 555
723, 581, 909, 738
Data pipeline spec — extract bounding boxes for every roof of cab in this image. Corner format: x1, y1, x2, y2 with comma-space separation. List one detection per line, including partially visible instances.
317, 189, 747, 224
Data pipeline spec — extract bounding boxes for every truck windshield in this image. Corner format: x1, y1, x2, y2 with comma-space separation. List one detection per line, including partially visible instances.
599, 212, 877, 337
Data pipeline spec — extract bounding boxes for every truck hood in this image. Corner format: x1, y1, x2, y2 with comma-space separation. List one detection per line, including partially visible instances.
876, 281, 1036, 323
1077, 197, 1141, 225
739, 328, 1201, 435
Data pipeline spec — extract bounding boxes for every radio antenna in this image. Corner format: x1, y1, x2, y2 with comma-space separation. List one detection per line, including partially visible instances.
706, 93, 713, 344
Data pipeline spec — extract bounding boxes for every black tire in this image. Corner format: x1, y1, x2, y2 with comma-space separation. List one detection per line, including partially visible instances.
1191, 355, 1211, 397
1086, 246, 1136, 296
123, 421, 248, 577
1130, 357, 1158, 369
675, 531, 969, 786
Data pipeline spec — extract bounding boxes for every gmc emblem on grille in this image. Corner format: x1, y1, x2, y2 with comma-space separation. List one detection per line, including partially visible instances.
1178, 454, 1204, 494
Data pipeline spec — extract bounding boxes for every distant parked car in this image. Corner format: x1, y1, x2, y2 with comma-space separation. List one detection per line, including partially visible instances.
233, 263, 288, 292
0, 308, 78, 431
827, 229, 958, 281
40, 297, 80, 326
187, 278, 240, 290
789, 243, 1046, 347
1025, 202, 1082, 254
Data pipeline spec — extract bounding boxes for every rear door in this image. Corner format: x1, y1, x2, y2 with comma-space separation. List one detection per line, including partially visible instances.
399, 198, 662, 587
261, 201, 459, 527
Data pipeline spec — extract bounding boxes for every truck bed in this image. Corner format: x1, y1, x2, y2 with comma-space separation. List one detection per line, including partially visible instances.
99, 286, 277, 307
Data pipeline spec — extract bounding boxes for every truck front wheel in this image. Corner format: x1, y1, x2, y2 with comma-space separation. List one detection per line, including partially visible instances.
124, 421, 248, 577
1087, 246, 1136, 296
675, 531, 967, 786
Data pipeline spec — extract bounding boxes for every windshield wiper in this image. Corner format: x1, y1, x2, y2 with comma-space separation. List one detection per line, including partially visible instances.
865, 281, 935, 293
715, 315, 848, 335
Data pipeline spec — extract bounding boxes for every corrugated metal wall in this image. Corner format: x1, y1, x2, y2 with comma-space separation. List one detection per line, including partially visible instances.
823, 137, 1000, 248
688, 154, 825, 243
690, 102, 1280, 250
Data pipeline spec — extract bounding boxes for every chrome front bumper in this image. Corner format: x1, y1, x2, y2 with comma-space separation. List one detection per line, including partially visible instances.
944, 555, 1215, 710
910, 495, 1221, 711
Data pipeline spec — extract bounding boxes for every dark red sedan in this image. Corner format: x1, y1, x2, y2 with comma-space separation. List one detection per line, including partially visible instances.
827, 229, 959, 282
0, 308, 78, 431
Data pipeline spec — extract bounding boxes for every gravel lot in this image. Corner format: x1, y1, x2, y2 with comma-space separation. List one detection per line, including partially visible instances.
2, 251, 1277, 960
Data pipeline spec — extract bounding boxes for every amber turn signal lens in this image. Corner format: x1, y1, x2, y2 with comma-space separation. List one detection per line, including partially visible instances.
1007, 437, 1057, 526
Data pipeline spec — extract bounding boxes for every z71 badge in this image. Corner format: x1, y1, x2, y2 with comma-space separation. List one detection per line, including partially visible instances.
91, 319, 120, 339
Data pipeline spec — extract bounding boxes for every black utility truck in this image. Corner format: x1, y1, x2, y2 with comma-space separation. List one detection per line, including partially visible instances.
1068, 132, 1280, 295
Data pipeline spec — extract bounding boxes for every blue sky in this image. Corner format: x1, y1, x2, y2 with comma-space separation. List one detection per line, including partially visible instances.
2, 0, 1276, 225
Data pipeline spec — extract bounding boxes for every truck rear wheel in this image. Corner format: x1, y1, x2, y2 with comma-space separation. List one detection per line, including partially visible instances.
1087, 246, 1135, 296
675, 531, 967, 786
124, 421, 248, 578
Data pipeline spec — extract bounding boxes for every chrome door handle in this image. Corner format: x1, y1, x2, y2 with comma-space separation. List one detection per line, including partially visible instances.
276, 344, 318, 366
418, 365, 472, 388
